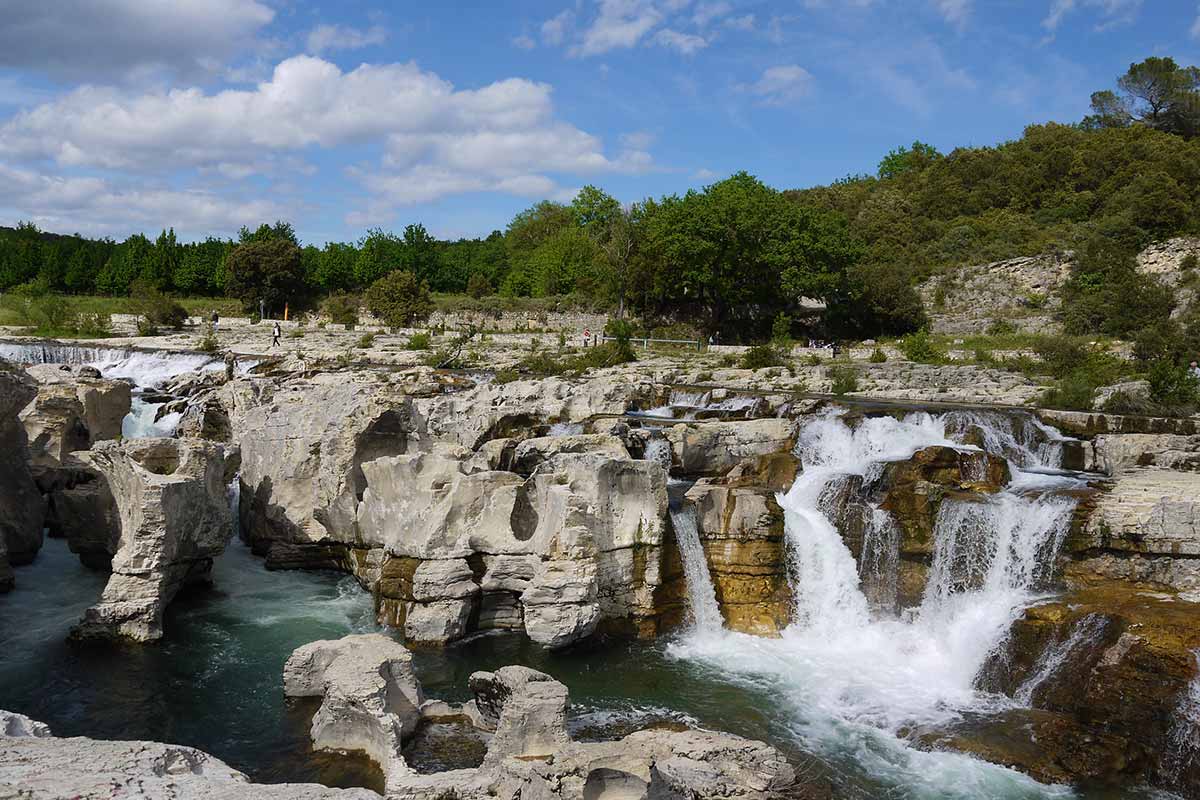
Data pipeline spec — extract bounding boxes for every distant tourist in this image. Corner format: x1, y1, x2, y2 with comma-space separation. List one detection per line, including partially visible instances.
224, 352, 235, 381
211, 311, 219, 331
1191, 359, 1200, 379
271, 321, 281, 348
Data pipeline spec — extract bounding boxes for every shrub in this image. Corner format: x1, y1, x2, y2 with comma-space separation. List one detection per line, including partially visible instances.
1101, 389, 1154, 415
493, 368, 519, 384
324, 293, 360, 328
830, 365, 859, 395
131, 282, 187, 331
357, 333, 375, 349
1182, 253, 1199, 272
869, 347, 887, 363
898, 331, 946, 364
406, 332, 431, 350
288, 329, 305, 339
466, 273, 493, 299
771, 313, 793, 347
602, 318, 637, 364
1148, 360, 1200, 408
696, 371, 713, 382
75, 313, 111, 337
1023, 292, 1048, 309
806, 354, 822, 366
740, 345, 786, 370
365, 270, 434, 329
517, 352, 567, 375
987, 319, 1018, 336
197, 326, 219, 353
1041, 375, 1097, 411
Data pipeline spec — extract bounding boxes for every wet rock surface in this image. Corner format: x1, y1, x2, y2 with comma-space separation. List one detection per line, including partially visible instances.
0, 360, 44, 590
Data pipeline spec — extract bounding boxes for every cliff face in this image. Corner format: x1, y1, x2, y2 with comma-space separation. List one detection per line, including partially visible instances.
0, 360, 45, 591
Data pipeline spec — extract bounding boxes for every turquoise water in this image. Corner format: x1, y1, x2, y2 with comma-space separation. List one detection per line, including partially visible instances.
0, 537, 1177, 799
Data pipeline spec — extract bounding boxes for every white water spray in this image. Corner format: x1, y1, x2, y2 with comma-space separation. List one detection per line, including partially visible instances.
1014, 614, 1107, 706
1165, 650, 1200, 783
670, 504, 723, 632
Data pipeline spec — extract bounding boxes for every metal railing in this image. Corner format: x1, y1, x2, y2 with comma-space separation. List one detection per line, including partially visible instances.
590, 335, 704, 351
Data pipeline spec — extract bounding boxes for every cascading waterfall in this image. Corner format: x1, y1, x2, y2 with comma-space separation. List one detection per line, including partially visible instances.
0, 340, 249, 439
1165, 651, 1200, 783
669, 504, 723, 632
1014, 614, 1108, 706
670, 409, 1085, 797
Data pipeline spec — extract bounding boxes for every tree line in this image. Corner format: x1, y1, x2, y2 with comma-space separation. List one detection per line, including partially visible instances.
4, 57, 1200, 344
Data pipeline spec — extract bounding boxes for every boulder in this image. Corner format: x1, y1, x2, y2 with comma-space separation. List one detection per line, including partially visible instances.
24, 363, 131, 443
70, 437, 236, 642
0, 360, 44, 587
0, 710, 51, 738
283, 634, 424, 790
521, 559, 601, 648
1092, 380, 1152, 412
1085, 433, 1200, 476
468, 666, 570, 762
404, 558, 479, 645
665, 419, 796, 476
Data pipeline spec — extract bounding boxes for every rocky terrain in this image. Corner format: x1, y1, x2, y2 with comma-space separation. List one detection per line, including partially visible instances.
1, 329, 1200, 797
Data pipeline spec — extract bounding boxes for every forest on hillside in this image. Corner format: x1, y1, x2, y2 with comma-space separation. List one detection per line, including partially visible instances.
3, 57, 1200, 347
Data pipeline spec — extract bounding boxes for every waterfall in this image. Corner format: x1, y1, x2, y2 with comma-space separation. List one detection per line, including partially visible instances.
943, 410, 1071, 470
547, 421, 584, 436
670, 505, 723, 632
669, 409, 1085, 797
1014, 614, 1107, 705
644, 437, 672, 470
1165, 651, 1200, 783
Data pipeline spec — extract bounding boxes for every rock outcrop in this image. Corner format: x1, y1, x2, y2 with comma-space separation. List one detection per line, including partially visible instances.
283, 634, 424, 790
0, 711, 379, 799
0, 360, 45, 590
283, 634, 797, 799
70, 437, 236, 642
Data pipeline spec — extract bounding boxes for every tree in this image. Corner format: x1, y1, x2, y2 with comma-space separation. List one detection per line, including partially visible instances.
225, 238, 305, 314
239, 221, 299, 246
399, 223, 438, 284
315, 242, 358, 292
572, 185, 634, 313
1084, 57, 1200, 138
355, 228, 404, 288
364, 270, 433, 329
877, 141, 943, 180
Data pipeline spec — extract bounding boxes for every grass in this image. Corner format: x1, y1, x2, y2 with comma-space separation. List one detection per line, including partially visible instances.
0, 294, 242, 326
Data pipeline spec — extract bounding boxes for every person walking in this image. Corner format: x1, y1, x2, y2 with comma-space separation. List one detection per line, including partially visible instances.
1190, 359, 1200, 379
211, 311, 219, 332
271, 321, 281, 348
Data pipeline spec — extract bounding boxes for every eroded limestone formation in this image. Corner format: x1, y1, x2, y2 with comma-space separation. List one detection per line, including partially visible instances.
0, 360, 44, 591
283, 634, 798, 799
70, 437, 236, 642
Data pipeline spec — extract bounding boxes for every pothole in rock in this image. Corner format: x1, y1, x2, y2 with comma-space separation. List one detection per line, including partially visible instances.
401, 719, 490, 774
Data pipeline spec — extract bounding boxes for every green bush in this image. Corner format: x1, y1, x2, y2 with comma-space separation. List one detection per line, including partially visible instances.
357, 333, 375, 349
466, 273, 493, 299
987, 319, 1018, 336
1148, 360, 1199, 408
130, 282, 187, 331
197, 326, 219, 353
771, 313, 793, 347
74, 312, 112, 337
898, 331, 946, 364
1041, 375, 1097, 411
869, 347, 887, 363
740, 345, 786, 370
406, 332, 431, 350
323, 292, 360, 328
493, 368, 519, 384
1182, 253, 1199, 272
365, 270, 433, 329
830, 365, 859, 395
1101, 389, 1154, 415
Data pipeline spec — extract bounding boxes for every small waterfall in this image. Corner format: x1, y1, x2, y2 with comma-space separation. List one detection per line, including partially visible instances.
122, 397, 183, 439
1013, 614, 1107, 705
943, 410, 1071, 470
644, 437, 672, 470
1165, 651, 1200, 783
858, 506, 900, 613
670, 505, 722, 632
547, 421, 584, 436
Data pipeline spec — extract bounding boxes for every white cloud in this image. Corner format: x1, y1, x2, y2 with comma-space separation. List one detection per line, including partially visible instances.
0, 0, 274, 82
0, 163, 282, 238
573, 0, 664, 56
0, 54, 654, 224
306, 24, 387, 54
747, 65, 815, 106
513, 33, 537, 50
1042, 0, 1143, 33
693, 167, 718, 180
541, 10, 575, 46
654, 29, 709, 54
932, 0, 971, 28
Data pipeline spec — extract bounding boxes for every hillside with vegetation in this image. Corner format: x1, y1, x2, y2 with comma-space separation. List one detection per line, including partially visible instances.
2, 57, 1200, 412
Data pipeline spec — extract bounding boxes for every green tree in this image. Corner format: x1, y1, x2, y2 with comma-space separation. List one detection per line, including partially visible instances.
315, 242, 358, 292
354, 228, 404, 288
364, 270, 434, 328
1084, 57, 1200, 138
399, 223, 438, 284
877, 141, 943, 180
225, 238, 305, 314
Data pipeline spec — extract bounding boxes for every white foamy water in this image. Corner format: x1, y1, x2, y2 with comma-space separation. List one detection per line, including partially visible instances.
670, 410, 1083, 798
1165, 651, 1200, 783
1014, 614, 1107, 706
670, 505, 723, 632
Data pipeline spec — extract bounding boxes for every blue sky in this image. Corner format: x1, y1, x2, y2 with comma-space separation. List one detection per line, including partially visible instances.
0, 0, 1197, 244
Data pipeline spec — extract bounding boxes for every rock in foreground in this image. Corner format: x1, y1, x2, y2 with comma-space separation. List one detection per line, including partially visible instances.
0, 360, 45, 591
284, 633, 797, 799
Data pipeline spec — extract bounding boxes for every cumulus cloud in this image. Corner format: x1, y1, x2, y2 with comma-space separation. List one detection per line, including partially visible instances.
306, 24, 387, 54
541, 10, 575, 46
725, 14, 755, 31
0, 0, 274, 82
692, 1, 732, 27
0, 162, 282, 238
746, 65, 815, 105
0, 54, 654, 226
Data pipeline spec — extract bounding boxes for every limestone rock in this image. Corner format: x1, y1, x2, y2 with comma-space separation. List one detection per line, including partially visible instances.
468, 666, 570, 761
0, 728, 380, 799
521, 559, 601, 648
509, 433, 629, 475
283, 634, 424, 790
0, 360, 44, 587
1092, 380, 1152, 412
24, 362, 131, 443
1071, 468, 1200, 556
0, 710, 51, 738
404, 558, 479, 645
70, 437, 235, 642
665, 419, 796, 476
1086, 433, 1200, 476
